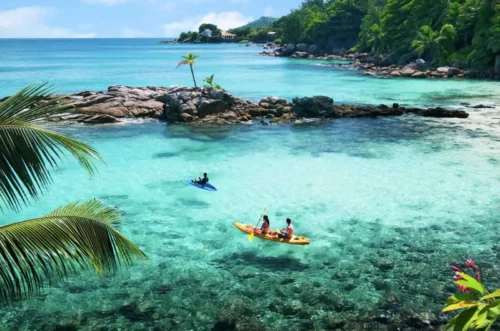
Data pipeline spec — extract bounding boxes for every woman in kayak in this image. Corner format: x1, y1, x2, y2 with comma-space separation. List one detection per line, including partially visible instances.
192, 173, 209, 186
278, 218, 294, 239
254, 215, 270, 235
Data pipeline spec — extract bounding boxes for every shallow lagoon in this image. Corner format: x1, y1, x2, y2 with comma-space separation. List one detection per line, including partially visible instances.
2, 108, 500, 329
1, 39, 500, 108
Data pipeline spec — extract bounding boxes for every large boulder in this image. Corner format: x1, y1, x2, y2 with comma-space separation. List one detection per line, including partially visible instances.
291, 51, 310, 59
411, 71, 427, 78
209, 89, 235, 105
197, 99, 229, 117
437, 66, 450, 73
296, 43, 309, 52
414, 59, 427, 71
447, 67, 461, 77
292, 96, 337, 118
308, 44, 320, 55
400, 68, 416, 77
281, 44, 296, 57
390, 71, 402, 77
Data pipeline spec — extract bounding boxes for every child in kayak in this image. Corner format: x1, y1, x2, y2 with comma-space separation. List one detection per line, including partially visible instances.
278, 218, 294, 239
192, 173, 209, 186
254, 215, 270, 235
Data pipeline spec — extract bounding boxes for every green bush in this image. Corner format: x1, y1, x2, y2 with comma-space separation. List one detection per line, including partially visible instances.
274, 38, 282, 45
444, 259, 500, 330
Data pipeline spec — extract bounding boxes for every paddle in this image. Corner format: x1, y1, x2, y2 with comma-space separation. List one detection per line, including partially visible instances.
248, 207, 267, 242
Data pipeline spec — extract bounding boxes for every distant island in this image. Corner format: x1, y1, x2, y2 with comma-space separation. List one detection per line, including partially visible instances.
160, 16, 280, 45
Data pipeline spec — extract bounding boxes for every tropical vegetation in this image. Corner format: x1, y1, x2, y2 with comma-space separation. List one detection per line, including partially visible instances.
203, 74, 222, 90
178, 18, 280, 44
273, 0, 500, 70
444, 259, 500, 330
0, 84, 147, 303
177, 53, 200, 87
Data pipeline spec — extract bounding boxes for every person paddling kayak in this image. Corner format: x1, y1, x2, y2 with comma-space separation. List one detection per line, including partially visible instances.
192, 173, 209, 186
254, 215, 270, 235
278, 218, 294, 239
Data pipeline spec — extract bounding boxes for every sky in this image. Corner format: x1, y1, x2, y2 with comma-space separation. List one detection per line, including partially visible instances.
0, 0, 303, 38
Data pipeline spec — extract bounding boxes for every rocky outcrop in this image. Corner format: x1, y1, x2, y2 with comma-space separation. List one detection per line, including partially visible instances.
296, 43, 309, 52
447, 67, 461, 77
66, 85, 167, 118
292, 96, 337, 118
406, 107, 469, 118
32, 85, 471, 125
281, 44, 296, 57
308, 44, 319, 55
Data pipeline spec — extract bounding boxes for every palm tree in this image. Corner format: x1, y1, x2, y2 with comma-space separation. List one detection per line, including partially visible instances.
411, 25, 440, 61
367, 24, 385, 55
0, 84, 147, 303
177, 53, 200, 87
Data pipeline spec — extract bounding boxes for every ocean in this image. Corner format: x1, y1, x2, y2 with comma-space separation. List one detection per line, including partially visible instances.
1, 39, 500, 330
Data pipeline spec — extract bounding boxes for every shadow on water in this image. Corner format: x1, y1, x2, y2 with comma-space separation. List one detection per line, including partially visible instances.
215, 251, 310, 271
153, 152, 179, 159
165, 124, 237, 142
177, 198, 210, 209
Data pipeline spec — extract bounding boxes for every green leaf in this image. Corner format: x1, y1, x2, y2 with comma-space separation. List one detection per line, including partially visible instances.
446, 292, 480, 304
455, 272, 486, 295
481, 289, 500, 301
0, 84, 103, 212
0, 199, 147, 303
486, 300, 500, 317
473, 309, 493, 330
443, 301, 480, 312
453, 307, 479, 331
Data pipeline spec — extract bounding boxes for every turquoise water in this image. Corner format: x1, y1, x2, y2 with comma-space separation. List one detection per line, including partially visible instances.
1, 39, 500, 329
1, 39, 499, 107
2, 113, 500, 329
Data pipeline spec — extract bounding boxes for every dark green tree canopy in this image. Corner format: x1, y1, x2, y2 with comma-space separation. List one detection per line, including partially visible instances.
274, 0, 499, 69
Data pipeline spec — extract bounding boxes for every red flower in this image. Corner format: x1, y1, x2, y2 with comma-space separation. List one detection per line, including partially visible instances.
457, 284, 469, 292
466, 259, 477, 270
451, 265, 462, 272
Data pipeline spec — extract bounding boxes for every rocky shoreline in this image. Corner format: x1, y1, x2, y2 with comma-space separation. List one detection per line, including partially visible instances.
261, 43, 500, 80
41, 85, 470, 125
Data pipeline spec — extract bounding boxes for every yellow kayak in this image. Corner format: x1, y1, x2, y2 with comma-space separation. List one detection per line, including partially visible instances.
234, 222, 310, 245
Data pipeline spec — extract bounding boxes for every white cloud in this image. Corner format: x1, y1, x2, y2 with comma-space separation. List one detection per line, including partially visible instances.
198, 12, 253, 31
162, 11, 253, 37
122, 27, 149, 38
0, 7, 97, 38
264, 6, 274, 16
81, 0, 128, 5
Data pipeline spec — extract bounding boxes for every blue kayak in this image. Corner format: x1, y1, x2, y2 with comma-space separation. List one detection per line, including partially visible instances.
185, 179, 217, 192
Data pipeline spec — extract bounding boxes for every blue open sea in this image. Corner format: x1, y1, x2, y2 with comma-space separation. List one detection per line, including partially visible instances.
1, 39, 500, 330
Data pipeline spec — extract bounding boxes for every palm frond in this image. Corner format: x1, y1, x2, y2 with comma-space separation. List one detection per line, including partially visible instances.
177, 60, 190, 68
0, 199, 147, 303
0, 84, 103, 212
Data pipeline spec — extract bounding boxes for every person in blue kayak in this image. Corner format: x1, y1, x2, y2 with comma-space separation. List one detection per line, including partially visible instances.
254, 215, 270, 235
192, 173, 209, 186
278, 218, 294, 239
